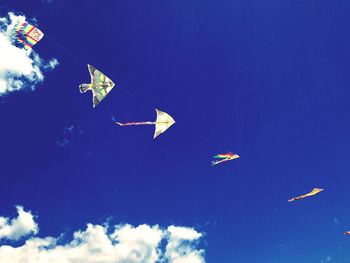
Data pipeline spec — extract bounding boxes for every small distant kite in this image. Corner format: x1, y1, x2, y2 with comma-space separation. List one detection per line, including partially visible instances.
211, 152, 239, 166
79, 64, 115, 108
115, 109, 175, 139
344, 231, 350, 236
14, 21, 44, 49
288, 188, 324, 202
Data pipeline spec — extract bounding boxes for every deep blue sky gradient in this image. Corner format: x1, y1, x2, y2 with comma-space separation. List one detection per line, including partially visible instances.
1, 0, 350, 262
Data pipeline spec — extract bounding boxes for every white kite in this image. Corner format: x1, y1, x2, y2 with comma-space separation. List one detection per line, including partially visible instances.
116, 109, 175, 139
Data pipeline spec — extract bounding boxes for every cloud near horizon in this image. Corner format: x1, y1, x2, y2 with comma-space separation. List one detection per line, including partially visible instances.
0, 206, 206, 263
0, 12, 58, 96
0, 206, 38, 241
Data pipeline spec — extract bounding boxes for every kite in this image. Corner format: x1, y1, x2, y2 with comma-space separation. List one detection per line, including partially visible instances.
344, 231, 350, 236
288, 188, 324, 202
115, 109, 175, 139
14, 21, 44, 49
79, 64, 115, 108
211, 152, 239, 166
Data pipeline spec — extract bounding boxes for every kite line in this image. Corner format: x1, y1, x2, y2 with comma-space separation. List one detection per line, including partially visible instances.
3, 3, 348, 221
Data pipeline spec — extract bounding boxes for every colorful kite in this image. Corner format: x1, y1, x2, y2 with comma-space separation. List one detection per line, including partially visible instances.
115, 109, 175, 139
79, 64, 115, 108
288, 188, 324, 202
211, 152, 239, 166
344, 231, 350, 236
14, 21, 44, 49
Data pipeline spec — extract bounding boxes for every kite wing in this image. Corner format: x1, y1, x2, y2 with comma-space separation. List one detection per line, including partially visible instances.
153, 109, 175, 139
14, 21, 44, 49
288, 188, 324, 202
211, 152, 239, 166
88, 64, 115, 108
306, 188, 324, 197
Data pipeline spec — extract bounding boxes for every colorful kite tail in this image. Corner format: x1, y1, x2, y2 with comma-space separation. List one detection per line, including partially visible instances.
115, 121, 154, 126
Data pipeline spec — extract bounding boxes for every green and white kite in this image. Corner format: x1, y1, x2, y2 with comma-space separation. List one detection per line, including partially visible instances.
79, 64, 115, 108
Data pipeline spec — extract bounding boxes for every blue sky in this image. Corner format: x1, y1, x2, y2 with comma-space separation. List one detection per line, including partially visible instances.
1, 0, 350, 262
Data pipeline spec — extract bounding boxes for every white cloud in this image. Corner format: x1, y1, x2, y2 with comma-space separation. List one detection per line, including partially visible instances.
0, 12, 58, 96
0, 206, 38, 241
165, 226, 205, 263
0, 207, 206, 263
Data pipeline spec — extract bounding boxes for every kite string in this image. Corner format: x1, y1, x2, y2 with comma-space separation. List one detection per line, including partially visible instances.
3, 3, 350, 225
175, 122, 228, 150
0, 3, 334, 174
0, 1, 231, 152
2, 2, 330, 196
45, 35, 86, 65
117, 86, 155, 110
45, 32, 223, 150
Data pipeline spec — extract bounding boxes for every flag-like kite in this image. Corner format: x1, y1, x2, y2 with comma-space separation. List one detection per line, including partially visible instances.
115, 109, 175, 139
211, 152, 239, 166
79, 64, 115, 108
14, 21, 44, 49
288, 188, 324, 202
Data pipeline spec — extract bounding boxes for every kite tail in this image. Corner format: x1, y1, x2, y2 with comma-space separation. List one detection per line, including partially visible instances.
14, 21, 30, 48
115, 121, 154, 126
14, 21, 24, 36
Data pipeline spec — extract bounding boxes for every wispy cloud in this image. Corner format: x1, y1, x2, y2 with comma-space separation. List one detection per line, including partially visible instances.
0, 206, 206, 263
0, 12, 58, 96
56, 125, 85, 148
321, 255, 332, 263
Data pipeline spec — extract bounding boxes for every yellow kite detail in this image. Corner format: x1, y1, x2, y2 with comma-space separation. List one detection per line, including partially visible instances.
288, 188, 324, 202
